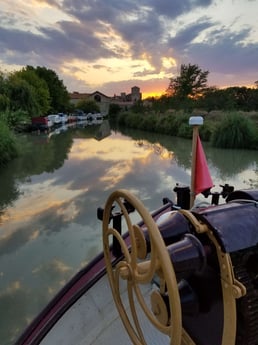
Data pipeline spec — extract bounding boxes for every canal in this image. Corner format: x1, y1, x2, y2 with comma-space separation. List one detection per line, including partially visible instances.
0, 120, 258, 345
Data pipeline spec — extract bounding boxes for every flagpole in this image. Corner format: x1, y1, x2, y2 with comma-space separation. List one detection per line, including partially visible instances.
189, 116, 204, 208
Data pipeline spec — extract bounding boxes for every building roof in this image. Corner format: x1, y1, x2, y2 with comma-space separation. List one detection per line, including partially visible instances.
89, 90, 112, 99
69, 92, 89, 100
69, 91, 112, 100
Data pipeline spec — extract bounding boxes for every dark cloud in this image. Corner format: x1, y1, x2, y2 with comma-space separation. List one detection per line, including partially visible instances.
189, 28, 258, 80
168, 20, 214, 51
0, 0, 257, 92
148, 0, 213, 18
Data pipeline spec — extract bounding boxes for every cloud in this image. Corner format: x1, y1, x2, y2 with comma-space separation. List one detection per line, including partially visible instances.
188, 27, 258, 86
148, 0, 213, 18
0, 0, 258, 95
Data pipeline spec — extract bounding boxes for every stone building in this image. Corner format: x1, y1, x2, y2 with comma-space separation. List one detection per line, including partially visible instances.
69, 91, 111, 115
69, 86, 142, 114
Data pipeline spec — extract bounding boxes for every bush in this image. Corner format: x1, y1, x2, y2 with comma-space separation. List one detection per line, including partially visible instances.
199, 121, 215, 141
139, 114, 157, 131
108, 103, 121, 118
178, 122, 192, 138
0, 120, 19, 167
0, 109, 30, 128
124, 112, 141, 128
211, 112, 256, 149
167, 113, 190, 137
112, 109, 258, 149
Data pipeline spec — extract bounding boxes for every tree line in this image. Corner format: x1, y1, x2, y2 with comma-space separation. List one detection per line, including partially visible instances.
110, 64, 258, 151
0, 65, 71, 126
1, 62, 258, 167
146, 64, 258, 113
0, 65, 72, 167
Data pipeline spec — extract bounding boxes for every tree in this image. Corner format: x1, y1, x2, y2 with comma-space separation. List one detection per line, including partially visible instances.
197, 87, 236, 111
76, 99, 100, 113
0, 70, 10, 111
167, 63, 209, 100
13, 66, 50, 115
34, 66, 70, 112
7, 75, 39, 115
131, 100, 144, 113
108, 103, 121, 117
0, 120, 18, 167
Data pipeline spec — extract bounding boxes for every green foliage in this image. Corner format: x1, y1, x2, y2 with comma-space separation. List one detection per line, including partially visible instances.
0, 93, 10, 111
7, 76, 39, 115
163, 63, 258, 112
155, 115, 172, 134
211, 113, 257, 149
108, 103, 121, 117
198, 121, 214, 141
177, 122, 192, 138
115, 112, 127, 126
116, 111, 194, 137
150, 95, 171, 113
76, 99, 100, 113
0, 110, 30, 128
0, 72, 10, 111
14, 66, 50, 115
167, 63, 209, 100
139, 114, 157, 131
190, 86, 258, 112
130, 100, 144, 113
156, 113, 190, 136
33, 66, 70, 112
0, 120, 18, 167
123, 112, 141, 128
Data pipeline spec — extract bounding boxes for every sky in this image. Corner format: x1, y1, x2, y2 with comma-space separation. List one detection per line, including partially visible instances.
0, 0, 258, 98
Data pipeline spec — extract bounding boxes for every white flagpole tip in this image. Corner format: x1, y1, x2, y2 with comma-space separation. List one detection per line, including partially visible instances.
189, 116, 204, 126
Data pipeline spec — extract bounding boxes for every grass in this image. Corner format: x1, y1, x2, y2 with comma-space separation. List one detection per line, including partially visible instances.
0, 120, 19, 167
114, 110, 258, 149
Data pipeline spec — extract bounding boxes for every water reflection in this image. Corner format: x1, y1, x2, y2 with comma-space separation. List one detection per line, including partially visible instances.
0, 123, 258, 345
121, 126, 258, 188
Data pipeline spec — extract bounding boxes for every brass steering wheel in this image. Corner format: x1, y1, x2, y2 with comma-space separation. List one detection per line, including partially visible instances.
102, 189, 182, 345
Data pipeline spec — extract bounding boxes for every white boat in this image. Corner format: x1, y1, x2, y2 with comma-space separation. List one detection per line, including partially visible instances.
87, 113, 103, 123
58, 113, 68, 123
47, 114, 61, 126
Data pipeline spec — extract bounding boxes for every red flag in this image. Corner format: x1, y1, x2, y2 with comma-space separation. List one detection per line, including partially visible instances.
194, 135, 213, 194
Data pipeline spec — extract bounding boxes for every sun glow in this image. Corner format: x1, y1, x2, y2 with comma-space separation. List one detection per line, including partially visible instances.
94, 22, 131, 54
62, 56, 159, 89
162, 57, 177, 69
142, 91, 166, 99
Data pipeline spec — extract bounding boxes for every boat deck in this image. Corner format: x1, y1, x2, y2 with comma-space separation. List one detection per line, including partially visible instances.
40, 274, 171, 344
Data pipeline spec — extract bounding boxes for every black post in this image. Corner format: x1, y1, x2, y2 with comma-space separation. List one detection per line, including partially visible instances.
211, 192, 220, 205
174, 184, 190, 209
112, 213, 122, 257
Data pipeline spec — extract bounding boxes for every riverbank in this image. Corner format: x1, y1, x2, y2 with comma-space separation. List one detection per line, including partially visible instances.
0, 120, 19, 167
2, 110, 258, 168
0, 117, 105, 168
111, 110, 258, 150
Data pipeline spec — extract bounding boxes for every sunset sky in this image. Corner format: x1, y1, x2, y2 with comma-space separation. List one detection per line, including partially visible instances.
0, 0, 258, 98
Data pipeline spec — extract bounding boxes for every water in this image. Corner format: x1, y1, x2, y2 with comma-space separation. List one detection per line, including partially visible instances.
0, 121, 258, 345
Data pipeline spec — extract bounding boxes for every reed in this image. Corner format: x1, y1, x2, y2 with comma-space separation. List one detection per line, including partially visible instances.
211, 112, 257, 149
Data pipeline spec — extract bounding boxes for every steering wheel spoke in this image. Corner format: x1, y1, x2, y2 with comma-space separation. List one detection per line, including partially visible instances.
103, 189, 182, 345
